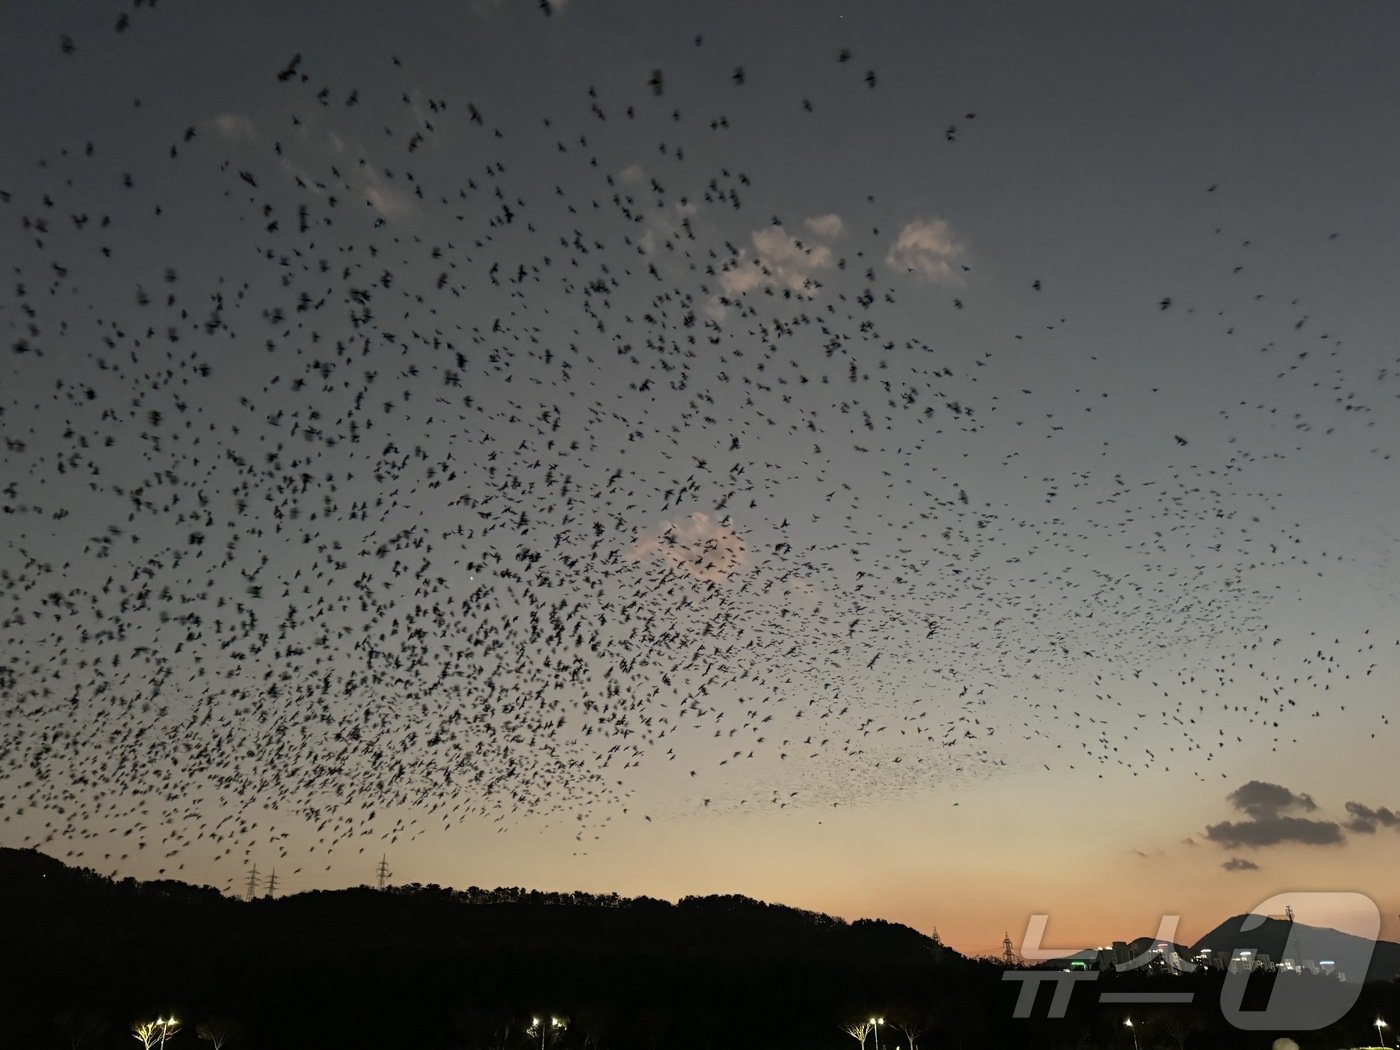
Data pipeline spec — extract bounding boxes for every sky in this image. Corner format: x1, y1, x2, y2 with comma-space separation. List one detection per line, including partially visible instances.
2, 0, 1399, 958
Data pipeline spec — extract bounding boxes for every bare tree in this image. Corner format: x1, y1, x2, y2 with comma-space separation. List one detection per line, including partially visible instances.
54, 1007, 108, 1050
1146, 1007, 1196, 1050
892, 1016, 932, 1050
132, 1018, 181, 1050
527, 1015, 569, 1050
570, 1006, 611, 1050
843, 1020, 874, 1050
196, 1017, 239, 1050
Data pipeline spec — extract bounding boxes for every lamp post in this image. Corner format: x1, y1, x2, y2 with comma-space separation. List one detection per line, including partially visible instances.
871, 1017, 883, 1050
531, 1016, 564, 1050
156, 1017, 178, 1050
1375, 1018, 1388, 1047
1125, 1018, 1139, 1050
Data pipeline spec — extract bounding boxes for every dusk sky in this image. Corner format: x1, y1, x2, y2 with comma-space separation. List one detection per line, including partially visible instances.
3, 0, 1400, 957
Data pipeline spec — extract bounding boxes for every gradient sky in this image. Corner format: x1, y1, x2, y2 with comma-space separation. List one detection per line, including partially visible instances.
2, 0, 1400, 958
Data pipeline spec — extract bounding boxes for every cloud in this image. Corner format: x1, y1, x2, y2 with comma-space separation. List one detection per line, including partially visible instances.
1201, 781, 1344, 849
210, 113, 257, 141
205, 110, 411, 220
804, 213, 845, 238
885, 217, 965, 284
1204, 816, 1343, 848
1222, 857, 1260, 872
627, 512, 747, 583
1227, 780, 1318, 819
363, 179, 414, 220
718, 225, 833, 298
1343, 801, 1400, 834
631, 191, 696, 260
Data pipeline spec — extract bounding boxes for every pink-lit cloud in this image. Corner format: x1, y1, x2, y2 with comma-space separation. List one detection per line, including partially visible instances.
627, 512, 747, 583
885, 217, 965, 284
719, 225, 834, 298
209, 112, 258, 141
804, 213, 845, 238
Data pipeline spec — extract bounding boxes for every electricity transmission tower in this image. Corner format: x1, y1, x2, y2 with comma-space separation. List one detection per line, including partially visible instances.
376, 855, 391, 890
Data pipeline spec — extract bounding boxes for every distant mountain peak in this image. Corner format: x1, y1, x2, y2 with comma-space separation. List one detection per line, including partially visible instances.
1191, 911, 1400, 981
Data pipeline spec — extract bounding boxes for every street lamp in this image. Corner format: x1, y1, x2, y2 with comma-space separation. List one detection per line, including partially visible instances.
871, 1017, 883, 1050
156, 1017, 179, 1050
1375, 1018, 1388, 1047
1125, 1018, 1139, 1050
530, 1016, 564, 1050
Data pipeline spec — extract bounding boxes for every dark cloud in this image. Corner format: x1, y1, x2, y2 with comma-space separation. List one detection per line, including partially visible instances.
1201, 782, 1345, 849
1343, 801, 1400, 835
1203, 785, 1393, 850
1203, 815, 1344, 849
1221, 857, 1260, 872
1227, 781, 1318, 819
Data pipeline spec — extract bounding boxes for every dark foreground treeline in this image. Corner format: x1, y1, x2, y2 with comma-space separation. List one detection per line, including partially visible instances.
2, 848, 1396, 1050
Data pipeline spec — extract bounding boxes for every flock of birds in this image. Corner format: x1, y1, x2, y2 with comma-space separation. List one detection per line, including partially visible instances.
1, 2, 1397, 888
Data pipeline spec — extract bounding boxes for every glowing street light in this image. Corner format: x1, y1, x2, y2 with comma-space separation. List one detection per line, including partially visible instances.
133, 1017, 181, 1050
871, 1017, 884, 1050
1375, 1018, 1388, 1047
1125, 1017, 1139, 1050
529, 1016, 564, 1050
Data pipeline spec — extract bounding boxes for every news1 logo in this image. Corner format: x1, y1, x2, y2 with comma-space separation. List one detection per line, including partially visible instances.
1002, 893, 1380, 1031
